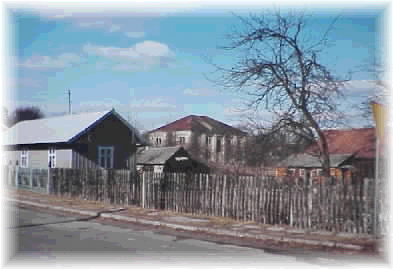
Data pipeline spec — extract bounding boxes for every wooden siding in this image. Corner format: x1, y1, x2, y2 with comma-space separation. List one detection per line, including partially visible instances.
72, 114, 137, 170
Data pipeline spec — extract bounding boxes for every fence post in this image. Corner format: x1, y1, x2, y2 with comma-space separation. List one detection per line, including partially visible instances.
7, 166, 11, 186
30, 168, 33, 189
15, 166, 19, 188
142, 171, 146, 208
222, 175, 226, 217
372, 176, 379, 236
47, 168, 51, 194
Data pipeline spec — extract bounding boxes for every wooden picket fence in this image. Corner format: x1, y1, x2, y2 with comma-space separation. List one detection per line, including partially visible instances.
45, 168, 379, 234
5, 166, 382, 234
50, 168, 142, 206
141, 172, 375, 234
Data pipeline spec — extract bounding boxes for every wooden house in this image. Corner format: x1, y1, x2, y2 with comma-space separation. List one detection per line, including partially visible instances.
277, 128, 376, 180
3, 109, 146, 170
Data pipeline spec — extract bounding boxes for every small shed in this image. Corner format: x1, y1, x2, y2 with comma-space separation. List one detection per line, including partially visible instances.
136, 146, 209, 173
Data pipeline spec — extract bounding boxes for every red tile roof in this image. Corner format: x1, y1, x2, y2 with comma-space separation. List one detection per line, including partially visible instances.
149, 115, 247, 136
307, 128, 376, 159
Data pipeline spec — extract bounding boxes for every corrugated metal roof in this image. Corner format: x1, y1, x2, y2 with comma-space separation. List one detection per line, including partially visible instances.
281, 153, 353, 168
3, 109, 146, 146
137, 146, 183, 165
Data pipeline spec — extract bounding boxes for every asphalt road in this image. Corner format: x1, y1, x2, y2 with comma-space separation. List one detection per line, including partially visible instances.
5, 204, 386, 268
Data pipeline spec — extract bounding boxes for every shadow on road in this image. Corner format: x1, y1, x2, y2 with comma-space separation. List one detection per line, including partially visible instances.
9, 208, 126, 229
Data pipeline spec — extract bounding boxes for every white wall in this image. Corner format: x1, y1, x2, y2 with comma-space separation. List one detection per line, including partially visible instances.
4, 149, 72, 168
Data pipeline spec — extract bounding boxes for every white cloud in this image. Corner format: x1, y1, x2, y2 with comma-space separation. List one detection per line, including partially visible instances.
341, 80, 379, 97
68, 18, 145, 38
19, 53, 83, 70
109, 24, 122, 32
183, 88, 217, 96
83, 41, 175, 71
75, 19, 123, 33
17, 5, 198, 20
129, 98, 177, 112
16, 78, 43, 88
125, 32, 145, 38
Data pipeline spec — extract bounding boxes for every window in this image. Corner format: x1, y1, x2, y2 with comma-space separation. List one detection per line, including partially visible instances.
216, 137, 222, 153
178, 137, 186, 144
299, 169, 305, 177
98, 146, 114, 169
48, 148, 56, 168
230, 136, 236, 145
20, 150, 28, 168
207, 136, 212, 145
311, 169, 322, 177
288, 168, 296, 176
155, 137, 162, 145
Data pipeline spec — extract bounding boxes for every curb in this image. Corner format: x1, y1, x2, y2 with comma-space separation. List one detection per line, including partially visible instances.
11, 199, 368, 252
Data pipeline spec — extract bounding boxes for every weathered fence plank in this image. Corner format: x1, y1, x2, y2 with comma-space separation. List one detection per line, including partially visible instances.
7, 166, 381, 235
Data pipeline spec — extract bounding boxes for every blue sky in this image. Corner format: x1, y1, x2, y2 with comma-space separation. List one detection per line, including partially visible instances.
6, 5, 384, 131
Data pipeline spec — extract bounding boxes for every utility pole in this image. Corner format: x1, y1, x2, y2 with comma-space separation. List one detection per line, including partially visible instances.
68, 89, 72, 114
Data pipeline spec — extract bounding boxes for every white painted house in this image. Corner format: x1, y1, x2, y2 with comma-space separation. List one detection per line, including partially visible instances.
147, 115, 247, 165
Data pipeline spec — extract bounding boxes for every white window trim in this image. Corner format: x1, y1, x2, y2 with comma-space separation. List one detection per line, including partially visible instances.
155, 137, 162, 145
178, 136, 186, 144
20, 150, 28, 168
288, 168, 296, 175
98, 146, 114, 169
48, 148, 56, 168
207, 136, 212, 145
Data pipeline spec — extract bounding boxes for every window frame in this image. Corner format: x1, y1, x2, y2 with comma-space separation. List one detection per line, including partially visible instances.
20, 150, 28, 168
216, 137, 222, 153
48, 148, 56, 168
98, 146, 114, 169
178, 136, 186, 144
155, 137, 162, 145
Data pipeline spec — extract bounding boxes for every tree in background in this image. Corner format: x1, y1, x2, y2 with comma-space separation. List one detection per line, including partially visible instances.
233, 122, 312, 167
357, 59, 389, 126
213, 11, 347, 176
9, 106, 44, 126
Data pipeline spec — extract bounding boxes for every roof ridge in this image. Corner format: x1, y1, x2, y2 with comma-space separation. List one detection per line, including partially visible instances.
150, 115, 193, 132
11, 110, 112, 128
149, 114, 247, 135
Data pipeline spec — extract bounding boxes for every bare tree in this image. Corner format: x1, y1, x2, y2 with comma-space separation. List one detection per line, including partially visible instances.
9, 106, 44, 126
212, 11, 347, 175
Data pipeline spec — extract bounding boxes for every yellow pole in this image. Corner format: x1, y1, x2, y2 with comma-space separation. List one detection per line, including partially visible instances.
371, 101, 385, 236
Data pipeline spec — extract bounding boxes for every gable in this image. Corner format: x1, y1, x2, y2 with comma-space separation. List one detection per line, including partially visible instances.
73, 114, 137, 145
